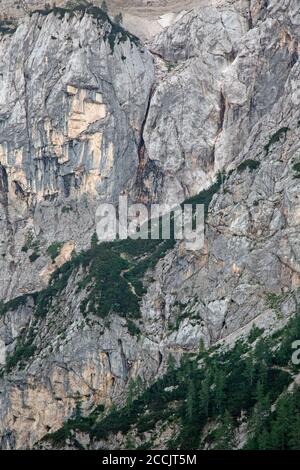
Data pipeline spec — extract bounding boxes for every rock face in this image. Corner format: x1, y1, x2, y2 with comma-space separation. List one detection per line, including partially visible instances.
141, 2, 249, 203
0, 0, 300, 449
0, 0, 202, 41
0, 4, 154, 299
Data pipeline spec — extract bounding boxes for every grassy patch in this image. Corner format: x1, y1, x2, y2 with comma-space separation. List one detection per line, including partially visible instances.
167, 62, 176, 72
0, 295, 38, 372
29, 251, 40, 263
0, 293, 37, 316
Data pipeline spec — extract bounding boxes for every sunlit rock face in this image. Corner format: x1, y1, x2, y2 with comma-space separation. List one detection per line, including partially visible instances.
0, 9, 153, 201
0, 6, 154, 299
0, 0, 299, 450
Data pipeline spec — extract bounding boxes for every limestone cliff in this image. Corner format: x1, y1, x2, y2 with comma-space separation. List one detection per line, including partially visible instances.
0, 0, 300, 449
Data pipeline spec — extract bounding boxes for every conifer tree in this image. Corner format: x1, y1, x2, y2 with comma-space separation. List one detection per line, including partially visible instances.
257, 428, 270, 450
214, 410, 236, 450
214, 369, 225, 413
186, 379, 196, 423
167, 354, 176, 372
91, 231, 98, 248
199, 375, 210, 418
289, 413, 300, 450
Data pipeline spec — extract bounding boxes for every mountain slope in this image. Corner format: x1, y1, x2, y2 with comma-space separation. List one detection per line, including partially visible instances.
0, 0, 300, 449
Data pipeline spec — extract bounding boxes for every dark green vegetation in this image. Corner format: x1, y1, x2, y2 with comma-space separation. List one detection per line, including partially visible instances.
237, 159, 261, 173
183, 170, 225, 218
248, 324, 264, 343
0, 172, 225, 372
264, 127, 289, 155
0, 295, 38, 375
42, 403, 105, 449
29, 252, 40, 263
78, 241, 141, 318
246, 387, 300, 450
22, 232, 41, 262
5, 327, 37, 373
0, 19, 17, 35
126, 319, 141, 337
46, 241, 63, 261
119, 171, 225, 298
293, 162, 300, 178
0, 293, 36, 316
1, 171, 224, 324
62, 205, 73, 213
32, 2, 139, 52
78, 170, 224, 315
42, 307, 300, 449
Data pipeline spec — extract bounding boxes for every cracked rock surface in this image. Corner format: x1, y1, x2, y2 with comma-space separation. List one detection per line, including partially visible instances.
0, 0, 299, 449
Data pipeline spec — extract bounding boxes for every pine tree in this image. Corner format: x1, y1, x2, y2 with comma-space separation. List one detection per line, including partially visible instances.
126, 378, 136, 406
214, 368, 225, 413
289, 413, 300, 450
257, 428, 270, 450
186, 379, 196, 423
271, 396, 293, 450
245, 354, 255, 386
167, 353, 176, 372
125, 434, 136, 450
74, 392, 82, 420
199, 337, 205, 354
91, 231, 98, 248
251, 381, 271, 432
199, 375, 210, 418
214, 410, 236, 450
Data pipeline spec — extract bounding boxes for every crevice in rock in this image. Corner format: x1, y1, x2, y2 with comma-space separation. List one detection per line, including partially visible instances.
61, 173, 75, 198
225, 49, 237, 63
289, 51, 299, 68
0, 163, 8, 198
149, 49, 164, 60
135, 84, 156, 202
105, 351, 112, 375
13, 180, 27, 200
158, 350, 163, 370
118, 339, 128, 381
247, 1, 253, 30
218, 90, 226, 132
137, 85, 155, 162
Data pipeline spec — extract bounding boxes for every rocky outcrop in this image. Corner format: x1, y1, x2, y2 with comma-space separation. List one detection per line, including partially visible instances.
0, 0, 300, 449
0, 4, 154, 300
